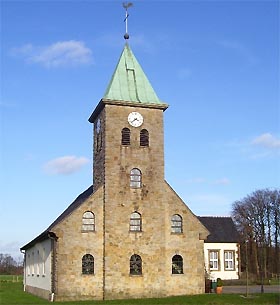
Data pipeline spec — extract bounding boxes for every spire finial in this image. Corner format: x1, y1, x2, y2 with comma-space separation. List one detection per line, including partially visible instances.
123, 2, 133, 40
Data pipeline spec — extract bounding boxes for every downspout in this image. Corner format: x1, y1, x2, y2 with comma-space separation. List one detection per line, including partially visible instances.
20, 250, 26, 291
48, 232, 58, 302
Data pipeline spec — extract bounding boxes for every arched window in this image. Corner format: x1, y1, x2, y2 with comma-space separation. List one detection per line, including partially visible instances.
171, 214, 183, 233
130, 254, 142, 275
172, 255, 183, 274
130, 168, 142, 188
82, 254, 94, 274
82, 211, 95, 231
130, 212, 142, 232
122, 128, 131, 145
140, 129, 149, 147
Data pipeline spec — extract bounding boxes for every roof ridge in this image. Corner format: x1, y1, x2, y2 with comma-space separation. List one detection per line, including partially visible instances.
48, 185, 93, 230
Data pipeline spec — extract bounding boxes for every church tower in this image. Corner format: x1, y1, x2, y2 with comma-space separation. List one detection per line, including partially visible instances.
88, 43, 171, 298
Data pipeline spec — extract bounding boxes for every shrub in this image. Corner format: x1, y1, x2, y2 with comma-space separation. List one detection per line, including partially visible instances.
217, 278, 223, 287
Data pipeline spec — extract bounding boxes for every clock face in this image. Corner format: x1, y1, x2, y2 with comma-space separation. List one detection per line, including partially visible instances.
128, 112, 143, 127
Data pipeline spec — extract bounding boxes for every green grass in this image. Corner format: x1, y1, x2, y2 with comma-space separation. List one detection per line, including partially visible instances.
0, 282, 279, 305
0, 274, 23, 282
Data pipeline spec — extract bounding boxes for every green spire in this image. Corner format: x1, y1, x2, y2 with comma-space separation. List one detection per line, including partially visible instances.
103, 44, 162, 104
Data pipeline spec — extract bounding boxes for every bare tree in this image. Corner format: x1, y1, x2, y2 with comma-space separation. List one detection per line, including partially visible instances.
0, 253, 23, 275
232, 189, 280, 281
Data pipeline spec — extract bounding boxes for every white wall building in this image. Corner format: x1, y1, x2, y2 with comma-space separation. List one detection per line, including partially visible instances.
198, 217, 240, 281
22, 232, 56, 300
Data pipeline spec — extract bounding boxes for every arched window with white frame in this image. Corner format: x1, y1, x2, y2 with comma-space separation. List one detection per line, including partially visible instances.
171, 214, 183, 233
130, 168, 142, 188
82, 211, 95, 231
130, 212, 142, 232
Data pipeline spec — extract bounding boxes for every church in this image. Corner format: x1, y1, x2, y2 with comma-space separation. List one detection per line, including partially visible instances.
20, 31, 210, 301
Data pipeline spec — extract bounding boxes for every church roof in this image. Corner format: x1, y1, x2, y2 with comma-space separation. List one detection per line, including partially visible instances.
20, 186, 93, 250
89, 43, 168, 123
103, 43, 162, 105
198, 216, 240, 243
47, 185, 93, 230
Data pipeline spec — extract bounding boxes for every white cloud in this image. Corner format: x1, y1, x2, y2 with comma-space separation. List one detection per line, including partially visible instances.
185, 177, 230, 185
11, 40, 93, 68
43, 156, 89, 175
219, 40, 258, 65
185, 177, 205, 184
0, 241, 23, 260
177, 68, 192, 79
252, 133, 280, 149
213, 178, 230, 185
0, 100, 18, 108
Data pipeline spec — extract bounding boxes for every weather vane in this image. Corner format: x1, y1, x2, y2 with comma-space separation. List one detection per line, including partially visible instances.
123, 2, 133, 40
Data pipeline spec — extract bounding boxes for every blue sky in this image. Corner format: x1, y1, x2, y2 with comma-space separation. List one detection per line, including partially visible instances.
1, 0, 279, 259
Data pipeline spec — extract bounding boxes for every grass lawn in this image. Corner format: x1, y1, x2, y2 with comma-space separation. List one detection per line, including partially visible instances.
0, 282, 279, 305
0, 274, 23, 282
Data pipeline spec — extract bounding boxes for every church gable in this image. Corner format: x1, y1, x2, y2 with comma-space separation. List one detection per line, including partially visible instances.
50, 186, 103, 236
165, 181, 209, 240
48, 185, 94, 231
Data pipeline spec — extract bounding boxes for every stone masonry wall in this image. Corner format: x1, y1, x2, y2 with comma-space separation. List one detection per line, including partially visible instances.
102, 104, 208, 299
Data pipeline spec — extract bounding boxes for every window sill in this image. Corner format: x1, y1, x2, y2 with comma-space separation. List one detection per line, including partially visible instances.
81, 230, 96, 233
81, 273, 95, 276
129, 274, 143, 277
171, 232, 183, 235
171, 273, 184, 275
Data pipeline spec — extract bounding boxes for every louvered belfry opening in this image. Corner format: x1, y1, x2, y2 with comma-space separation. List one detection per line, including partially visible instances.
122, 127, 131, 145
140, 129, 149, 146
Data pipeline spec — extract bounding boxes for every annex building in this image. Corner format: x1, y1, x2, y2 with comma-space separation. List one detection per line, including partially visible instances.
21, 42, 211, 301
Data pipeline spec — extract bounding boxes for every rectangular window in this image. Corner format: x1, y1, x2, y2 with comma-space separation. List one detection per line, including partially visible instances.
42, 248, 46, 275
27, 254, 30, 276
224, 250, 235, 270
209, 250, 219, 270
36, 250, 40, 275
31, 252, 35, 275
